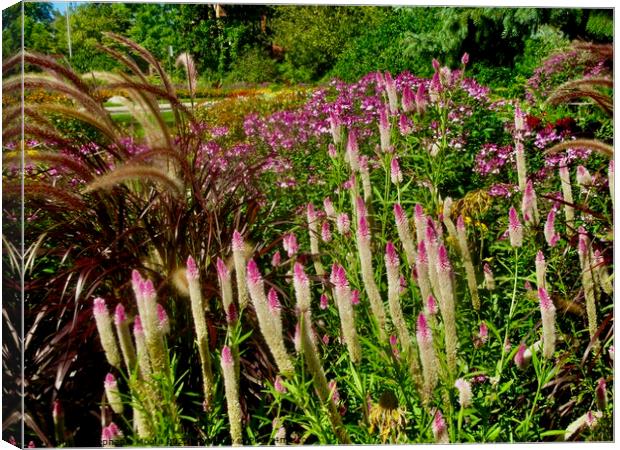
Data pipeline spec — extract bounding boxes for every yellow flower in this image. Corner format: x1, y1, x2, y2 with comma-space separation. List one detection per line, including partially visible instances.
368, 390, 407, 443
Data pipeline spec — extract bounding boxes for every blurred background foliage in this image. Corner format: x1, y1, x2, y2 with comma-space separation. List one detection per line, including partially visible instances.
2, 3, 613, 87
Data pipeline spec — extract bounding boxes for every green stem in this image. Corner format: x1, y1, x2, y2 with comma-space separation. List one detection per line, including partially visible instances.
495, 247, 519, 384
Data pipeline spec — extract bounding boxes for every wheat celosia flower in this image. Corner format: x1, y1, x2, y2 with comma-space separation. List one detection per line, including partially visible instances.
104, 373, 124, 414
138, 278, 167, 373
133, 315, 151, 378
425, 295, 438, 317
576, 165, 592, 188
384, 71, 398, 114
186, 255, 214, 407
217, 257, 236, 324
131, 270, 147, 327
329, 112, 342, 146
544, 209, 560, 247
413, 203, 426, 245
514, 342, 531, 370
385, 242, 412, 351
432, 409, 449, 443
156, 303, 170, 335
593, 249, 613, 295
416, 313, 438, 400
521, 180, 539, 225
274, 375, 287, 394
93, 297, 121, 369
415, 241, 432, 303
596, 378, 607, 410
282, 232, 299, 257
577, 229, 598, 341
538, 287, 556, 359
437, 245, 458, 374
415, 83, 426, 114
379, 105, 391, 152
231, 230, 250, 310
454, 378, 473, 408
559, 163, 575, 231
221, 346, 242, 446
483, 263, 495, 290
401, 84, 415, 112
356, 215, 388, 338
114, 304, 136, 372
535, 250, 546, 290
456, 215, 480, 310
346, 128, 360, 172
564, 411, 602, 441
328, 143, 338, 158
358, 155, 373, 203
508, 207, 523, 247
336, 213, 350, 235
271, 251, 281, 267
323, 197, 336, 220
330, 264, 362, 363
394, 203, 416, 267
319, 293, 329, 310
101, 426, 114, 448
321, 221, 332, 243
246, 259, 294, 376
390, 158, 403, 184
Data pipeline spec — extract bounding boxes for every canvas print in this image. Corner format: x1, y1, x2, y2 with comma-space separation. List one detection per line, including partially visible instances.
1, 1, 614, 446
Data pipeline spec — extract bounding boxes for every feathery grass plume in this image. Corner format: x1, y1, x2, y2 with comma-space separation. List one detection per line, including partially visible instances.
296, 311, 351, 444
544, 209, 560, 247
538, 287, 556, 359
482, 263, 495, 291
521, 180, 540, 225
456, 215, 480, 310
114, 304, 137, 372
356, 213, 388, 339
359, 155, 373, 204
175, 52, 198, 100
217, 258, 236, 325
415, 241, 432, 302
425, 295, 438, 317
186, 255, 215, 408
232, 230, 250, 310
416, 313, 438, 401
307, 203, 325, 276
577, 230, 598, 342
545, 138, 613, 159
413, 204, 427, 245
329, 112, 342, 145
508, 207, 523, 247
514, 105, 528, 191
104, 373, 124, 415
379, 105, 391, 152
330, 264, 362, 364
593, 250, 613, 295
609, 160, 614, 209
454, 378, 472, 408
559, 163, 575, 231
139, 279, 167, 373
221, 346, 242, 446
437, 245, 458, 374
390, 158, 403, 184
535, 250, 547, 290
93, 298, 122, 369
385, 243, 423, 389
596, 378, 608, 410
246, 259, 294, 376
83, 165, 182, 197
432, 409, 449, 443
393, 203, 416, 268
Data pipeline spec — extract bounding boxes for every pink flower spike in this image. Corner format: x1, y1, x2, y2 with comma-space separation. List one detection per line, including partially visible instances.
93, 297, 107, 316
357, 216, 370, 241
226, 303, 238, 324
186, 255, 199, 280
415, 83, 426, 113
267, 288, 281, 311
390, 334, 398, 347
385, 241, 399, 267
216, 257, 229, 280
246, 259, 262, 286
432, 58, 440, 72
479, 322, 488, 343
104, 373, 117, 388
101, 427, 112, 443
508, 207, 523, 247
133, 315, 143, 334
328, 380, 340, 403
307, 203, 317, 222
319, 293, 329, 310
426, 295, 438, 315
461, 52, 470, 65
140, 279, 155, 300
379, 106, 389, 129
390, 158, 403, 184
536, 250, 545, 264
544, 209, 558, 247
417, 240, 428, 264
514, 343, 529, 369
323, 197, 335, 217
157, 303, 169, 333
232, 229, 244, 251
322, 334, 330, 345
131, 269, 143, 291
356, 196, 367, 218
416, 313, 431, 342
107, 422, 121, 439
321, 221, 332, 243
221, 346, 234, 366
274, 375, 287, 394
271, 250, 281, 267
351, 290, 360, 305
456, 215, 465, 232
393, 203, 406, 225
336, 213, 350, 234
432, 410, 448, 442
437, 245, 451, 273
114, 303, 126, 325
293, 262, 309, 286
328, 143, 337, 158
401, 84, 415, 112
538, 287, 553, 311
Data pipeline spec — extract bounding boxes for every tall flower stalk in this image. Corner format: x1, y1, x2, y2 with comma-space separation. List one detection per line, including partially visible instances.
221, 346, 242, 446
538, 287, 556, 359
232, 230, 250, 310
307, 203, 325, 276
577, 231, 598, 343
456, 215, 480, 310
330, 264, 362, 364
559, 163, 575, 232
93, 298, 122, 369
